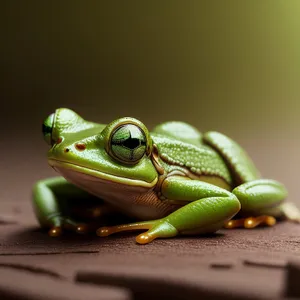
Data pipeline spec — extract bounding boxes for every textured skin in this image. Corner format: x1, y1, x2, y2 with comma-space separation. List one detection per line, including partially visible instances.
152, 121, 202, 146
33, 108, 294, 244
232, 179, 287, 213
161, 176, 241, 234
152, 134, 232, 186
203, 132, 260, 185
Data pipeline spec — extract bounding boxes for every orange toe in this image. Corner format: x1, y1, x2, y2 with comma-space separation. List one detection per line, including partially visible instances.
76, 224, 88, 234
96, 227, 112, 237
265, 216, 276, 226
136, 232, 155, 245
49, 226, 62, 237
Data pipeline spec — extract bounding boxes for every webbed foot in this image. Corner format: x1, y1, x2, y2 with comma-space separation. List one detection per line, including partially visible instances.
224, 215, 276, 229
97, 219, 178, 245
280, 202, 300, 223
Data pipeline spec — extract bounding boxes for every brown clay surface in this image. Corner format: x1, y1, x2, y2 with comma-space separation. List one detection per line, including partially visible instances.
1, 198, 300, 300
2, 2, 300, 298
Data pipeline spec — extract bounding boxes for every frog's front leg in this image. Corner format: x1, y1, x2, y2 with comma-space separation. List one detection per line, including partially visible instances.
97, 176, 241, 244
33, 176, 102, 236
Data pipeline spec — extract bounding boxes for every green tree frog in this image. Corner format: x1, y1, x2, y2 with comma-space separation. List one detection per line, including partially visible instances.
33, 108, 300, 244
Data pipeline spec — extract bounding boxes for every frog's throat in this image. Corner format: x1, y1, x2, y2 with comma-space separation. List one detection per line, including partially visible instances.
48, 159, 158, 188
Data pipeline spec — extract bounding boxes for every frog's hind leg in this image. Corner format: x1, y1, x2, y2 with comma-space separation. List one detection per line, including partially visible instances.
278, 202, 300, 222
203, 131, 260, 185
224, 179, 288, 229
260, 202, 300, 223
203, 132, 291, 228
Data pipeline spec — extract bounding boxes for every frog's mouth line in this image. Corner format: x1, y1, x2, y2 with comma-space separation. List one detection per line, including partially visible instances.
48, 159, 157, 188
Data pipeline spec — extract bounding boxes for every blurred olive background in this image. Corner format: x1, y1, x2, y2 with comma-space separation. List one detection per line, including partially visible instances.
1, 1, 300, 204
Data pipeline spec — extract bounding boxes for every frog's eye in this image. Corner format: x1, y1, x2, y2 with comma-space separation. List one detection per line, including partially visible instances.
42, 113, 55, 145
109, 124, 147, 164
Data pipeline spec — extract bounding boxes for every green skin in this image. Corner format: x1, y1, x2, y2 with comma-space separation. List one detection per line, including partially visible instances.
33, 108, 300, 244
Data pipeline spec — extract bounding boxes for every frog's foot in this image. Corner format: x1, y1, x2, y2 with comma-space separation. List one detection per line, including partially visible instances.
97, 219, 178, 245
47, 215, 89, 237
280, 202, 300, 223
224, 215, 276, 229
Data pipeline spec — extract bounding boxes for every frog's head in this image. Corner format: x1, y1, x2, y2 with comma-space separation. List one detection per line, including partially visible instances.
42, 108, 159, 195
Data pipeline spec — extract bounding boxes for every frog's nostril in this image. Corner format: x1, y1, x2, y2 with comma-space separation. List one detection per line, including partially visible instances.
75, 143, 86, 151
64, 148, 70, 153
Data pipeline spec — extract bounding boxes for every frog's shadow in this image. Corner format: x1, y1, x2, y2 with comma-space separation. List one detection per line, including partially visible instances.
5, 226, 110, 251
5, 226, 225, 254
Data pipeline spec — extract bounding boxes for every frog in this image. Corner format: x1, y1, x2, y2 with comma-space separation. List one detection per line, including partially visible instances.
33, 108, 300, 244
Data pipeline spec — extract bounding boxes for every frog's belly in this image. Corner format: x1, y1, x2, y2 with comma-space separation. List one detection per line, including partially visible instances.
55, 167, 180, 220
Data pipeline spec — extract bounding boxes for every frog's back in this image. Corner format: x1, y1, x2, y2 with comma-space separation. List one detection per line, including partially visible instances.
151, 133, 233, 189
152, 121, 203, 147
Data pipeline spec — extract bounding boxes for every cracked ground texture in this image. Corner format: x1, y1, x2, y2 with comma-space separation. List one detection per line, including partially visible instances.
1, 135, 300, 300
2, 2, 300, 298
2, 197, 300, 300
